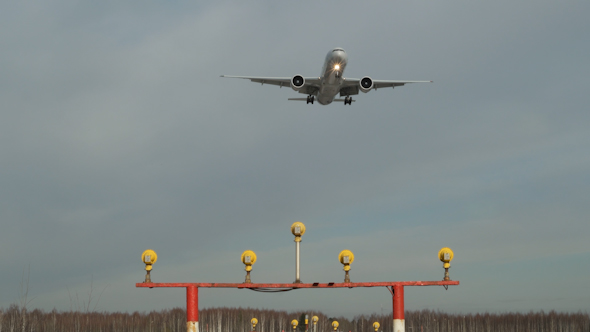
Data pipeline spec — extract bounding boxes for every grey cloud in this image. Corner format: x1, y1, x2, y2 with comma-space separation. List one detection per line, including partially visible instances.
1, 0, 589, 316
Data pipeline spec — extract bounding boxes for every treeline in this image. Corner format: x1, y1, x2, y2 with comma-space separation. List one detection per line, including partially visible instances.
0, 305, 588, 332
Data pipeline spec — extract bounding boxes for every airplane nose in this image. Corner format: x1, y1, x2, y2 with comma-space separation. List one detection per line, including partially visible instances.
335, 51, 347, 63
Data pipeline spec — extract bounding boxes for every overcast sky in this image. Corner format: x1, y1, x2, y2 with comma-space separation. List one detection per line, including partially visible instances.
1, 0, 589, 317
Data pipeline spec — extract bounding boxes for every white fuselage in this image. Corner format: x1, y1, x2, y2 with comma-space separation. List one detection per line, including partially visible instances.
317, 48, 348, 105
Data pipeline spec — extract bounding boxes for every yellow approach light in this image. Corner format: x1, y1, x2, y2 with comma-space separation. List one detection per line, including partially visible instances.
241, 250, 257, 269
141, 249, 158, 283
338, 249, 354, 268
291, 319, 299, 329
142, 249, 158, 270
331, 321, 339, 331
373, 322, 380, 332
291, 221, 306, 241
438, 247, 454, 281
251, 318, 258, 329
338, 249, 355, 282
241, 250, 257, 283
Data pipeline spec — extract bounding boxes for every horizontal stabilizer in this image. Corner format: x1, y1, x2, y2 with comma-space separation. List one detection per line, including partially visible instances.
287, 98, 308, 101
334, 98, 355, 103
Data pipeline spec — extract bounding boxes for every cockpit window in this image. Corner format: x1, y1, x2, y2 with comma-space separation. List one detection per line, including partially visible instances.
333, 48, 344, 52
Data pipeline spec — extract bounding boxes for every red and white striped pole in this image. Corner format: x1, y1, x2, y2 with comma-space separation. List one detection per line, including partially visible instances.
187, 286, 199, 332
393, 284, 404, 332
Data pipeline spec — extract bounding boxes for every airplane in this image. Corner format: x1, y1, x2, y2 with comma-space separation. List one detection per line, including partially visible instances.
221, 48, 432, 105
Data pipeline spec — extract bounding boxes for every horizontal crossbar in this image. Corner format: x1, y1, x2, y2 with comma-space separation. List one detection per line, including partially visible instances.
136, 281, 459, 288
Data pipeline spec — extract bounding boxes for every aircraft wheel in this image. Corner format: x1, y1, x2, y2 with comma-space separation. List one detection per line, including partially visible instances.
310, 96, 314, 104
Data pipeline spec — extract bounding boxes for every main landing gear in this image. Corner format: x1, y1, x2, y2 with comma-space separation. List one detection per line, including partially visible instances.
344, 96, 352, 105
306, 95, 315, 104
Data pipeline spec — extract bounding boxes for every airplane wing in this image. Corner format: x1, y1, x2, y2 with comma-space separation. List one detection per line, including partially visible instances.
339, 79, 432, 96
220, 75, 321, 96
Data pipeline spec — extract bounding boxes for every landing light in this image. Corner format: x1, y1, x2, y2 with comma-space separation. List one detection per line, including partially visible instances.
334, 64, 340, 70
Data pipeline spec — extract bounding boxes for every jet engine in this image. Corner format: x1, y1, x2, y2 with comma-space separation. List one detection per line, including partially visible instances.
291, 75, 305, 91
359, 76, 373, 93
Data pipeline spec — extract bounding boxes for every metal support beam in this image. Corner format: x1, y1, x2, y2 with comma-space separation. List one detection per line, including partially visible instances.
187, 286, 198, 332
295, 241, 301, 283
393, 285, 404, 332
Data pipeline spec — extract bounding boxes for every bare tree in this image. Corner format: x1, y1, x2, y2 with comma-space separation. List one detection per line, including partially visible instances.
16, 266, 35, 332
